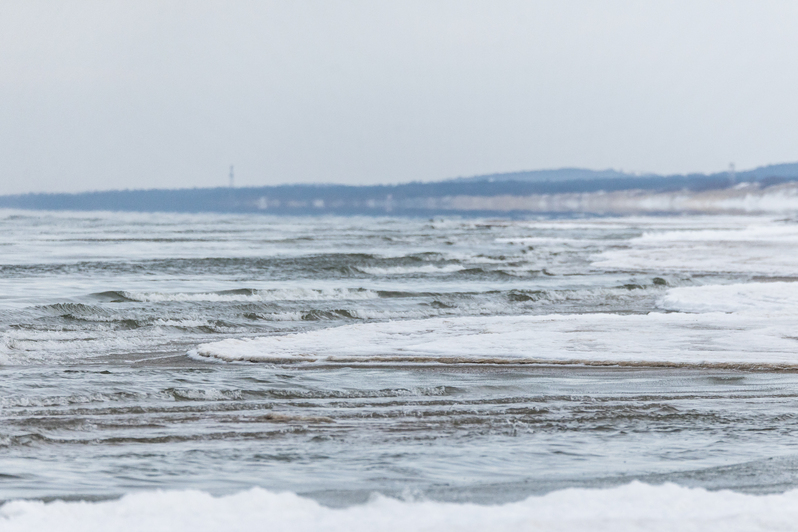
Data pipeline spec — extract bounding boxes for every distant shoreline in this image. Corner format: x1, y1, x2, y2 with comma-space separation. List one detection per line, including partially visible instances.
3, 163, 798, 215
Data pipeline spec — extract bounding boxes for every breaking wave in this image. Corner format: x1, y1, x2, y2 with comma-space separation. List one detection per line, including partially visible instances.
94, 288, 381, 303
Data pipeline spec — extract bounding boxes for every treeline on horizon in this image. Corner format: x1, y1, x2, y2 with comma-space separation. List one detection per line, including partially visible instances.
2, 163, 798, 215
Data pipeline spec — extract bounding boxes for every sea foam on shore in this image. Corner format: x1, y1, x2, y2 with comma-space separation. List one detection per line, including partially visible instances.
3, 482, 798, 532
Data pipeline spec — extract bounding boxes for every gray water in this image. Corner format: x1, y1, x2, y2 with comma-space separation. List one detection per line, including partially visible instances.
2, 211, 797, 505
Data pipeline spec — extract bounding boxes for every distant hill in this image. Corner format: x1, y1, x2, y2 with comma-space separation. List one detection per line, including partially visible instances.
452, 168, 631, 183
453, 162, 798, 185
732, 162, 798, 183
2, 162, 798, 216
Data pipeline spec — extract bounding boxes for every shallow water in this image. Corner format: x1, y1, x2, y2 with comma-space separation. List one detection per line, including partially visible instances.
2, 210, 798, 506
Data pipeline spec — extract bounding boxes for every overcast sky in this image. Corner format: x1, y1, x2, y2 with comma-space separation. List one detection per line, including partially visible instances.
1, 1, 797, 194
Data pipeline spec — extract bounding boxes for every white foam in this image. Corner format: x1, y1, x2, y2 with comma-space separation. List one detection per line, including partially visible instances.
635, 224, 798, 243
3, 483, 798, 532
153, 318, 216, 328
593, 221, 798, 275
658, 282, 798, 315
494, 236, 597, 246
190, 311, 798, 366
122, 288, 379, 303
356, 264, 465, 275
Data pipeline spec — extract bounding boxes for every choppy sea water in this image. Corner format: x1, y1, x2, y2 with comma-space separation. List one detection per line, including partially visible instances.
3, 210, 798, 530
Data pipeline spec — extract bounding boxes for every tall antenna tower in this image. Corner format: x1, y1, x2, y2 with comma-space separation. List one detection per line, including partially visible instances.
229, 165, 235, 188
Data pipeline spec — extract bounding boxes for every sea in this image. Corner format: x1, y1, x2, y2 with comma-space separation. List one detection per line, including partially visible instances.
2, 210, 798, 531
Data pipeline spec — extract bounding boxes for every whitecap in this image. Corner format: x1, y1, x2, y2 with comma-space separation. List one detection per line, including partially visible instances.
121, 288, 380, 303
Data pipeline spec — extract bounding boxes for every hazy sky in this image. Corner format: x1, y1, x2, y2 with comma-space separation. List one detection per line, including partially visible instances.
1, 1, 797, 194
